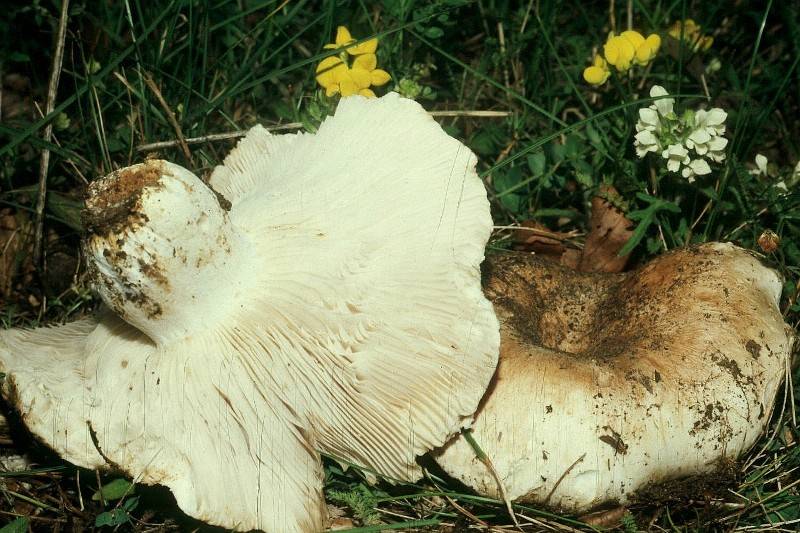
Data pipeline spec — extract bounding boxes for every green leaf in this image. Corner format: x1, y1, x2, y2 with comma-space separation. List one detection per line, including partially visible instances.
47, 192, 83, 231
619, 195, 681, 255
95, 509, 130, 527
494, 168, 525, 214
423, 26, 444, 38
94, 497, 138, 527
532, 208, 579, 219
573, 160, 594, 188
470, 129, 499, 156
564, 134, 582, 160
526, 152, 546, 176
0, 517, 28, 533
92, 478, 134, 501
619, 216, 652, 256
8, 52, 29, 62
585, 123, 602, 147
549, 142, 566, 164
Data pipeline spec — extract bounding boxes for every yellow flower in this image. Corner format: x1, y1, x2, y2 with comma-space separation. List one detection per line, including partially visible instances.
635, 34, 661, 65
316, 26, 390, 98
668, 19, 713, 52
315, 56, 348, 97
621, 30, 645, 49
584, 29, 661, 85
668, 19, 699, 40
604, 34, 636, 71
583, 55, 610, 85
323, 26, 378, 56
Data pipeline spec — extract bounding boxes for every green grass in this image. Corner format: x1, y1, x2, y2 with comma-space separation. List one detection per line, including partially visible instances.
1, 0, 799, 531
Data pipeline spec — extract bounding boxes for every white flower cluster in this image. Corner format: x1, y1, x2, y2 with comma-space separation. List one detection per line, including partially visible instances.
751, 154, 800, 194
634, 85, 728, 183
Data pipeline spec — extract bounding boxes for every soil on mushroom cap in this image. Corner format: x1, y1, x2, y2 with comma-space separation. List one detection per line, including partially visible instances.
481, 246, 741, 365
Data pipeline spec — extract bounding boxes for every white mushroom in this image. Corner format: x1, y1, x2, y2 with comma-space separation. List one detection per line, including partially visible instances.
434, 243, 793, 512
0, 93, 500, 532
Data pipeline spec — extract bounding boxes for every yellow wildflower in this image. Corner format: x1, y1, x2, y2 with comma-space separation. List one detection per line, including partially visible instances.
315, 56, 348, 97
635, 34, 661, 64
583, 55, 610, 85
620, 30, 645, 49
584, 29, 661, 86
604, 34, 636, 71
668, 19, 713, 52
316, 26, 390, 98
323, 26, 378, 56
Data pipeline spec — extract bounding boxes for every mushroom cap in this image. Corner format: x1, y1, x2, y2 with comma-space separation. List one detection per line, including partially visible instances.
434, 242, 792, 511
0, 93, 499, 532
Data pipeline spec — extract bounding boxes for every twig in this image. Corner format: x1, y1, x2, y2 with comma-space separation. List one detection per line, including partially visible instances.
492, 225, 584, 246
76, 469, 84, 511
135, 124, 302, 152
498, 22, 511, 99
135, 110, 510, 152
723, 207, 769, 240
426, 469, 490, 528
143, 72, 192, 162
0, 511, 66, 524
444, 492, 489, 527
33, 0, 70, 268
609, 0, 616, 33
33, 101, 89, 184
3, 490, 59, 512
94, 469, 106, 508
463, 429, 520, 528
626, 0, 632, 30
429, 110, 510, 117
543, 453, 586, 506
519, 0, 535, 35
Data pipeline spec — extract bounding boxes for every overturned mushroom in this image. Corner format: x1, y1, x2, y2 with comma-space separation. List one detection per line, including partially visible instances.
0, 93, 500, 532
434, 243, 793, 512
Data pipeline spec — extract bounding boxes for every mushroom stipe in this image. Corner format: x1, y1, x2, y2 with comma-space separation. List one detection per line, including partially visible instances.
0, 93, 793, 532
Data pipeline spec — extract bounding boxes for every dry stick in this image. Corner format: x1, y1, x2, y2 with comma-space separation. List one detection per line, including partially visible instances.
426, 469, 491, 528
626, 0, 632, 30
33, 0, 70, 268
134, 110, 510, 153
135, 125, 302, 153
33, 101, 89, 184
609, 0, 616, 34
519, 0, 535, 35
723, 207, 769, 240
76, 469, 84, 511
543, 453, 587, 506
462, 429, 520, 528
443, 493, 490, 527
498, 22, 511, 96
142, 73, 192, 162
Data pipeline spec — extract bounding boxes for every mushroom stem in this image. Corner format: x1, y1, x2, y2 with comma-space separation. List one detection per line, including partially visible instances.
82, 160, 253, 344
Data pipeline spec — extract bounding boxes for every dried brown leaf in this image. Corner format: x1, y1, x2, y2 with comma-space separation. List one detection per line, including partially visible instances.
512, 221, 582, 269
579, 506, 627, 528
577, 186, 633, 273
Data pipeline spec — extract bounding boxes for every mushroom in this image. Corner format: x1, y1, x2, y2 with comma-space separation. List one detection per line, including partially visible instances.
0, 93, 500, 532
434, 243, 793, 512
